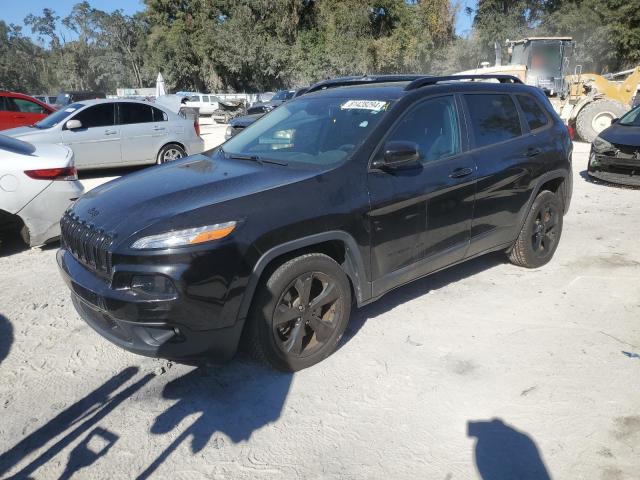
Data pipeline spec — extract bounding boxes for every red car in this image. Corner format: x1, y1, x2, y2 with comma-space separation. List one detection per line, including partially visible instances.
0, 92, 55, 131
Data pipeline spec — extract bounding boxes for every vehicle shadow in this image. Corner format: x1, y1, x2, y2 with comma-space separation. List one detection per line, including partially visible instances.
137, 362, 292, 479
579, 169, 640, 190
0, 361, 292, 479
342, 252, 507, 345
0, 367, 153, 479
0, 314, 13, 365
468, 418, 552, 480
0, 233, 59, 258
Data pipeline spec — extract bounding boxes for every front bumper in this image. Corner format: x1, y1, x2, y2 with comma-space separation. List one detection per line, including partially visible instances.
588, 151, 640, 186
57, 248, 245, 360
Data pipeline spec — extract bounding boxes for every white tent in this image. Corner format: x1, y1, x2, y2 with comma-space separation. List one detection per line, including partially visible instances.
155, 72, 166, 97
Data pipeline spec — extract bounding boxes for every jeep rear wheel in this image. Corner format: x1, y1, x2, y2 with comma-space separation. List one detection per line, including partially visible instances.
508, 190, 563, 268
246, 253, 351, 371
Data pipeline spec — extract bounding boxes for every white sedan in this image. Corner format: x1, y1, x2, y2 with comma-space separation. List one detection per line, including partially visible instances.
0, 135, 83, 247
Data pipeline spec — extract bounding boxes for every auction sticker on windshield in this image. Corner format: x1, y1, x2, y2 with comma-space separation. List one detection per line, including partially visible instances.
340, 100, 388, 111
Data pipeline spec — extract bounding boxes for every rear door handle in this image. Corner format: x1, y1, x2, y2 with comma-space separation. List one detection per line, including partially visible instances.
104, 129, 117, 135
449, 167, 474, 179
525, 147, 542, 157
153, 126, 166, 131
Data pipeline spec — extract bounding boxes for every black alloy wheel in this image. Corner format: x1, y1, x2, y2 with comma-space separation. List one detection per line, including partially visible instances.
246, 253, 351, 371
273, 271, 342, 358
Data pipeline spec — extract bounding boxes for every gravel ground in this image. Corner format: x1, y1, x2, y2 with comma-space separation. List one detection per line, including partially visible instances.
0, 142, 639, 480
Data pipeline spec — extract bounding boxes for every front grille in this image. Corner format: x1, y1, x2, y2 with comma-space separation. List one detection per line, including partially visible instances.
60, 212, 114, 276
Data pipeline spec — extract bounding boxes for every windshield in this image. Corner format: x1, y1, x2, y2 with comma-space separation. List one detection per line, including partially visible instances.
530, 43, 563, 75
221, 97, 392, 167
618, 105, 640, 126
55, 93, 72, 106
272, 90, 295, 101
34, 103, 85, 129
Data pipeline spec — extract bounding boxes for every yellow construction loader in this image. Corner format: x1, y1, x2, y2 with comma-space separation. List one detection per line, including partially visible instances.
458, 37, 640, 142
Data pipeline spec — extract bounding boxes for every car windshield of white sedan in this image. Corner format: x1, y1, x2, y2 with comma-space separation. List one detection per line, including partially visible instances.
221, 97, 391, 166
618, 106, 640, 126
33, 103, 85, 129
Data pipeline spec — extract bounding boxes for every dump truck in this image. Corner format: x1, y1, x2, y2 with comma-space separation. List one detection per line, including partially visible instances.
458, 37, 640, 142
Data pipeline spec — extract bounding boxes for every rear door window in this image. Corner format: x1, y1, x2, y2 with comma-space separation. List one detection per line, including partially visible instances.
465, 94, 522, 148
71, 104, 116, 128
119, 103, 154, 124
516, 94, 549, 131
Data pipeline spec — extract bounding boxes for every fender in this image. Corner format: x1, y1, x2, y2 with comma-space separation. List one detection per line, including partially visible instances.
237, 231, 370, 321
511, 168, 570, 245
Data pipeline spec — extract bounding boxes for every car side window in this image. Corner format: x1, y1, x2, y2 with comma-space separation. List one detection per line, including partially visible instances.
151, 107, 168, 122
516, 94, 549, 131
13, 98, 48, 114
383, 95, 461, 164
71, 104, 116, 128
203, 95, 210, 103
465, 94, 522, 148
119, 103, 153, 124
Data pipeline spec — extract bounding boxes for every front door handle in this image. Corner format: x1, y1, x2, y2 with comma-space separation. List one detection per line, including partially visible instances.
449, 167, 474, 179
104, 129, 117, 136
153, 126, 166, 131
525, 147, 542, 157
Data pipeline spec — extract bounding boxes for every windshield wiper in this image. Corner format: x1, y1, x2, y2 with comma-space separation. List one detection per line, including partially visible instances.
221, 148, 288, 166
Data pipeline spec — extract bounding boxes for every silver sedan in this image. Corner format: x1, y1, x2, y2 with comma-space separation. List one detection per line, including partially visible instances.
3, 99, 205, 170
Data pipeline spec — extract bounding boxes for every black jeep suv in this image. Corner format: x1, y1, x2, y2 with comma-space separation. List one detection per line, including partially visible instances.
58, 74, 573, 371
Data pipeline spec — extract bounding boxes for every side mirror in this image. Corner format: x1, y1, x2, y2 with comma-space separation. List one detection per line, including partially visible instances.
611, 117, 619, 124
372, 141, 421, 170
65, 119, 82, 130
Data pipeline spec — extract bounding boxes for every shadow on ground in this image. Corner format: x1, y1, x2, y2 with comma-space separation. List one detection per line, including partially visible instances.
342, 252, 507, 345
468, 418, 551, 480
0, 362, 292, 479
0, 314, 13, 365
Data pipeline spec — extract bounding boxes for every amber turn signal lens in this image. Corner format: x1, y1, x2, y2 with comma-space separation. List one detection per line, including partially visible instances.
190, 224, 236, 244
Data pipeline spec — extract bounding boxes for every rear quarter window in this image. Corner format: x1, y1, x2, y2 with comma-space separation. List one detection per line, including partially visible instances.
516, 94, 549, 131
465, 94, 522, 148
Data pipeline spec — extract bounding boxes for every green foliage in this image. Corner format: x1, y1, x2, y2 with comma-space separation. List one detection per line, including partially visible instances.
1, 0, 639, 94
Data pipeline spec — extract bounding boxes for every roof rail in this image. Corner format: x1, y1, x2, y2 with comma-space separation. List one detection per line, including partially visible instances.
405, 74, 523, 91
306, 74, 429, 94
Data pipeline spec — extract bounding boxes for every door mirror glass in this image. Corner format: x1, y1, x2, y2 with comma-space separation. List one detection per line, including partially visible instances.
374, 141, 420, 169
65, 119, 82, 130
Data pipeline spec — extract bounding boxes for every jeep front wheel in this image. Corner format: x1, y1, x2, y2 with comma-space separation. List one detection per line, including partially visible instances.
246, 253, 351, 371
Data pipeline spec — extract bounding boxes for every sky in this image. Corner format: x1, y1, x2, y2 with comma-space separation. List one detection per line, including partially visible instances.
3, 0, 477, 36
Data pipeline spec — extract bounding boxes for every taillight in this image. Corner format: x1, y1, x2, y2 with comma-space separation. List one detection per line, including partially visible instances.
567, 124, 575, 140
194, 119, 200, 137
24, 166, 77, 181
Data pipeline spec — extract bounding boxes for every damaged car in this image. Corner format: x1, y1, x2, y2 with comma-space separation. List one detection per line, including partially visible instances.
0, 135, 83, 248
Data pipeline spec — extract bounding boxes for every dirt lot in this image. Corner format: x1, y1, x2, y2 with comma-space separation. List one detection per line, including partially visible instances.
0, 141, 638, 480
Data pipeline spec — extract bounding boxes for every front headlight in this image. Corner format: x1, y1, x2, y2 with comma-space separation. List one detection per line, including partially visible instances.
592, 136, 615, 153
225, 126, 233, 138
131, 221, 237, 249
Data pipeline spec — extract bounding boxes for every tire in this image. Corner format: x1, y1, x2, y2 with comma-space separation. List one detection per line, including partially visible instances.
157, 143, 187, 164
245, 253, 352, 372
575, 99, 628, 143
508, 190, 563, 269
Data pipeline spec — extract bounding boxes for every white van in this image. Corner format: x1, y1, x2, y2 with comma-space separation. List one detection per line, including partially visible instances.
181, 93, 219, 116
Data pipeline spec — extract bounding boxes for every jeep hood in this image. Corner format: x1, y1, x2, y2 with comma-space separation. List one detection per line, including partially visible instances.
70, 153, 316, 242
